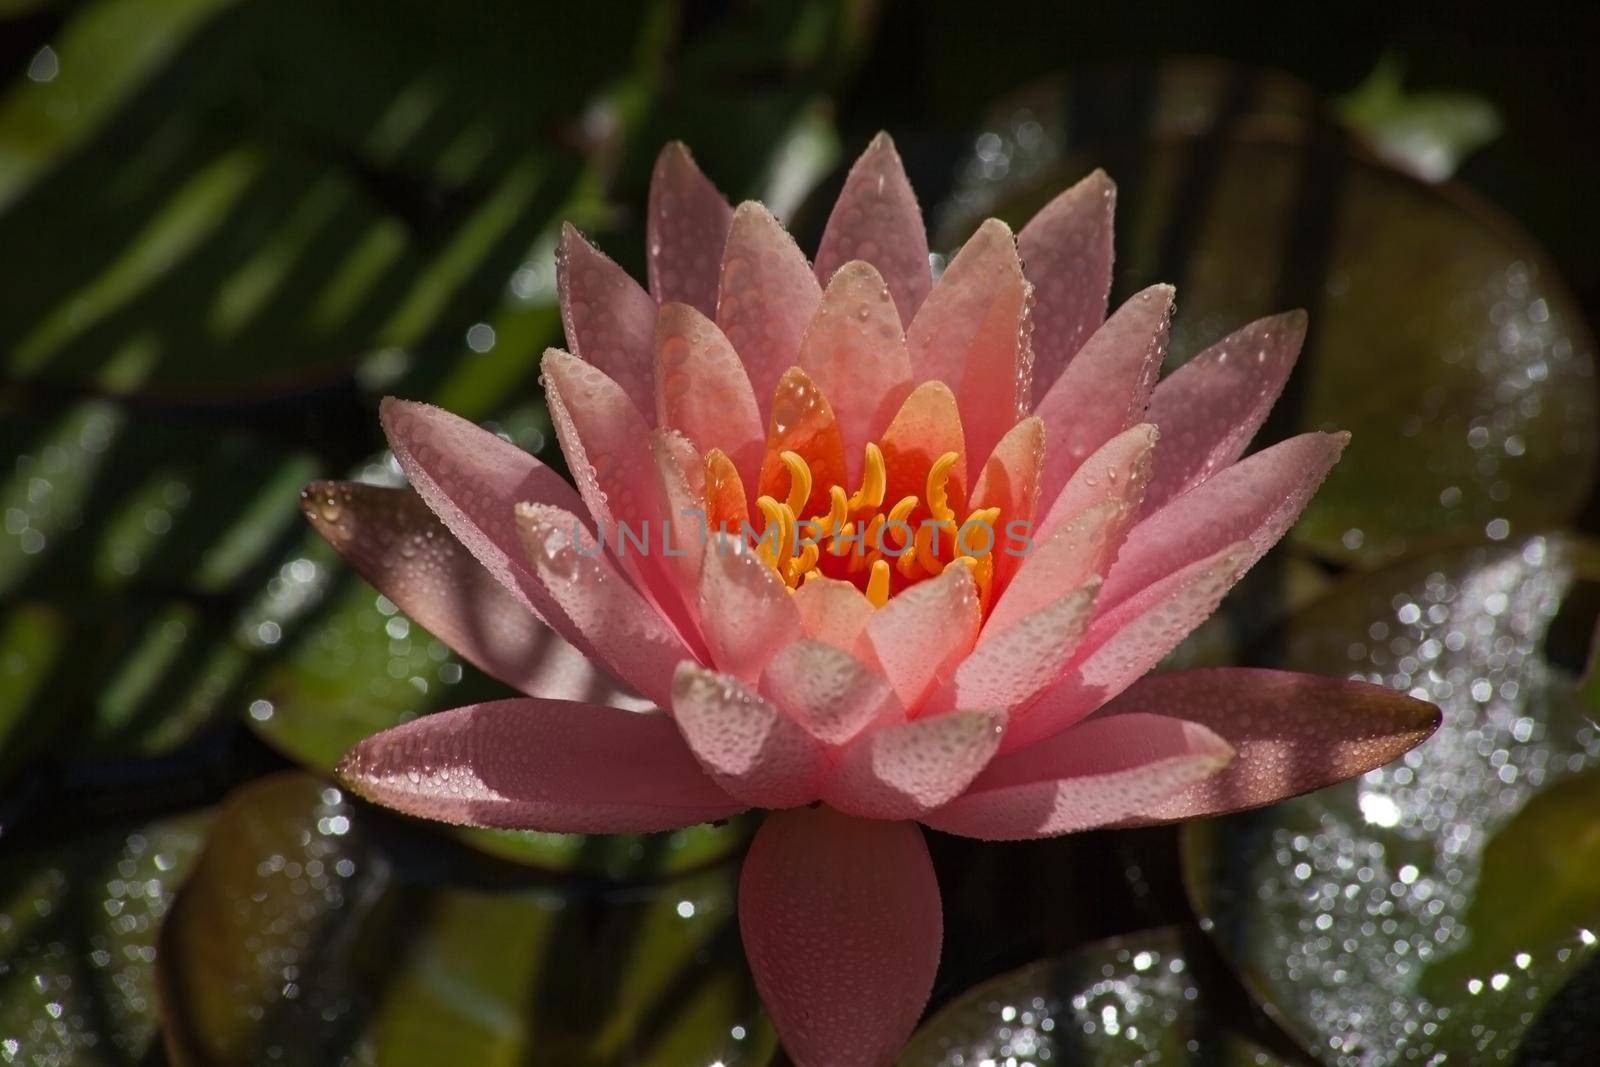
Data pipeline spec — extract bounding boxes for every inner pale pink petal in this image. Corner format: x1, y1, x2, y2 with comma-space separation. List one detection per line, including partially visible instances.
798, 260, 914, 465
653, 303, 765, 488
1100, 431, 1348, 612
647, 141, 733, 317
337, 698, 743, 832
984, 500, 1127, 637
1142, 310, 1307, 513
738, 807, 941, 1067
940, 580, 1099, 715
821, 709, 1005, 820
697, 534, 803, 682
791, 577, 875, 650
922, 713, 1232, 841
760, 639, 900, 746
862, 564, 980, 710
671, 664, 827, 809
1035, 422, 1157, 543
556, 223, 659, 421
716, 201, 822, 415
648, 428, 706, 597
813, 132, 933, 326
1018, 169, 1116, 406
1033, 284, 1172, 507
305, 481, 645, 709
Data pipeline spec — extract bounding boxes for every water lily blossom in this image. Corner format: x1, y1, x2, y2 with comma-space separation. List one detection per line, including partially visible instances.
307, 134, 1441, 1066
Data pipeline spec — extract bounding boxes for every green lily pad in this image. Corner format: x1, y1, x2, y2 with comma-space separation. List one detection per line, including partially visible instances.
1183, 534, 1600, 1065
0, 811, 209, 1064
901, 927, 1296, 1066
156, 772, 772, 1066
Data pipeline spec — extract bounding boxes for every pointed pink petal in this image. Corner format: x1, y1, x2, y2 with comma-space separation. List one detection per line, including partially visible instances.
941, 580, 1099, 714
671, 664, 827, 808
1033, 284, 1172, 507
1005, 540, 1250, 753
798, 261, 914, 463
1096, 668, 1440, 823
761, 639, 899, 746
648, 428, 706, 595
813, 132, 933, 325
304, 481, 642, 707
556, 223, 659, 421
1035, 422, 1157, 543
863, 564, 980, 710
791, 576, 875, 650
515, 503, 698, 708
970, 415, 1045, 524
697, 534, 802, 682
336, 698, 742, 832
1019, 169, 1116, 404
647, 141, 733, 317
1142, 311, 1306, 513
906, 218, 1030, 465
984, 500, 1127, 636
739, 807, 941, 1067
1100, 431, 1349, 612
654, 302, 765, 487
716, 201, 822, 413
878, 380, 967, 512
822, 709, 1005, 820
923, 713, 1233, 840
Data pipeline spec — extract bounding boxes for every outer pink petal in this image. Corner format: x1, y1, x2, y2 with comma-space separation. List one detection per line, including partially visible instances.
336, 698, 743, 832
822, 709, 1004, 820
1095, 668, 1441, 823
697, 534, 803, 682
791, 576, 875, 650
649, 428, 706, 595
798, 260, 914, 465
1035, 422, 1157, 543
1142, 310, 1307, 513
923, 713, 1233, 840
739, 807, 941, 1067
760, 639, 900, 746
813, 132, 933, 325
647, 141, 733, 317
940, 580, 1099, 715
1099, 431, 1349, 612
1019, 169, 1116, 405
985, 499, 1127, 637
556, 223, 658, 421
716, 201, 822, 413
1004, 540, 1250, 753
1033, 284, 1172, 507
906, 218, 1030, 466
671, 664, 826, 809
514, 503, 699, 709
303, 481, 642, 708
862, 563, 980, 710
654, 302, 765, 487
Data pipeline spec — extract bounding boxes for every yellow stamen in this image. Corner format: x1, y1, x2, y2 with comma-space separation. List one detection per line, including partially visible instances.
866, 559, 891, 607
926, 451, 959, 523
849, 442, 887, 513
779, 450, 812, 515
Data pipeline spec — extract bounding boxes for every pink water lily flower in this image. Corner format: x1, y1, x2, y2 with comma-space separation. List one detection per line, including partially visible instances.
307, 134, 1440, 1066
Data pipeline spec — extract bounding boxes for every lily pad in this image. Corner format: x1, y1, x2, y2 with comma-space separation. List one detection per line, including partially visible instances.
900, 927, 1296, 1066
1183, 534, 1600, 1065
157, 772, 771, 1066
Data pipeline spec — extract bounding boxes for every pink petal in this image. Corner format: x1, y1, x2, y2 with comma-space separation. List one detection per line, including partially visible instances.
1019, 169, 1115, 405
970, 416, 1045, 524
1095, 668, 1441, 823
1033, 284, 1172, 507
654, 302, 765, 488
1142, 311, 1306, 513
906, 218, 1030, 465
1099, 431, 1349, 612
336, 698, 742, 832
878, 380, 967, 513
1004, 540, 1250, 753
813, 132, 933, 325
798, 260, 914, 465
923, 713, 1233, 840
791, 576, 875, 650
697, 534, 803, 682
648, 428, 706, 595
761, 639, 900, 746
647, 141, 733, 317
303, 481, 643, 708
941, 580, 1099, 714
984, 500, 1127, 637
556, 223, 659, 421
716, 201, 822, 413
863, 563, 981, 710
1035, 422, 1157, 543
822, 709, 1005, 820
671, 664, 827, 809
739, 807, 941, 1067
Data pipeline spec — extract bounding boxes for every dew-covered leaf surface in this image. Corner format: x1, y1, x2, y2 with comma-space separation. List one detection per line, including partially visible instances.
1183, 535, 1600, 1065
